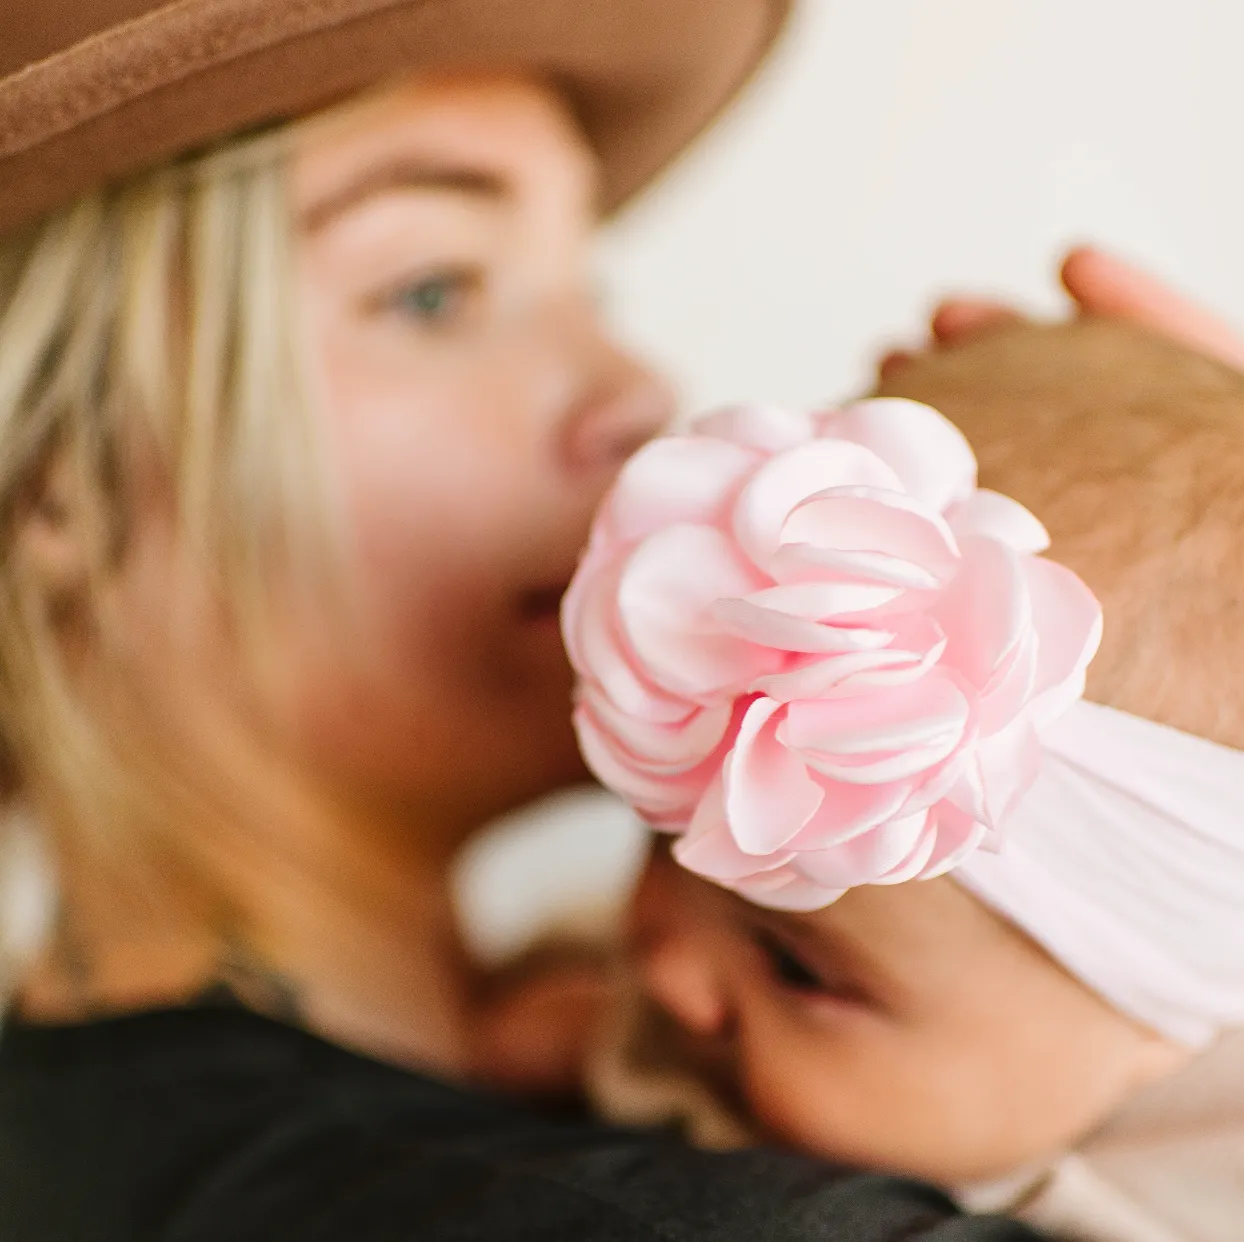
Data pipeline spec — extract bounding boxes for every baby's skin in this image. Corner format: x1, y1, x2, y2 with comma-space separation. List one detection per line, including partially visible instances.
617, 319, 1244, 1185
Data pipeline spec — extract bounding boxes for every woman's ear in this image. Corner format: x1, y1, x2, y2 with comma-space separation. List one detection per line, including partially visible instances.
13, 452, 94, 608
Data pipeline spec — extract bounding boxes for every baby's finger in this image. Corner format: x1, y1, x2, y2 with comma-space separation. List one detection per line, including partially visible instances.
930, 299, 1025, 345
1061, 246, 1244, 370
876, 348, 918, 383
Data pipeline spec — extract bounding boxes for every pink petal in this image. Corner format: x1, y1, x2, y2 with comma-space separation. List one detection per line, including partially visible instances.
734, 617, 944, 708
948, 489, 1050, 554
787, 777, 914, 849
567, 559, 694, 722
732, 870, 845, 912
754, 643, 934, 701
724, 698, 825, 855
945, 753, 988, 824
804, 748, 960, 786
794, 812, 930, 888
975, 629, 1038, 737
779, 678, 970, 783
872, 817, 940, 885
578, 683, 734, 776
561, 545, 607, 673
836, 616, 949, 689
743, 581, 904, 619
712, 597, 896, 655
733, 441, 903, 572
892, 740, 975, 819
573, 705, 708, 819
1023, 557, 1104, 727
618, 525, 778, 699
674, 776, 796, 882
974, 716, 1043, 830
780, 487, 960, 585
647, 810, 695, 835
560, 537, 615, 672
936, 535, 1029, 693
770, 543, 942, 590
691, 404, 815, 452
919, 805, 989, 879
825, 399, 977, 511
605, 436, 759, 544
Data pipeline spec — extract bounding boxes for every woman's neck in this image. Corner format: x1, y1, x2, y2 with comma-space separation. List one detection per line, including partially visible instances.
18, 783, 483, 1078
240, 818, 479, 1075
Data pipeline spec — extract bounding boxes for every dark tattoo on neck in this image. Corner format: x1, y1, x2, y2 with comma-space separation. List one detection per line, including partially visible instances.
198, 936, 305, 1026
30, 903, 305, 1027
46, 903, 104, 1018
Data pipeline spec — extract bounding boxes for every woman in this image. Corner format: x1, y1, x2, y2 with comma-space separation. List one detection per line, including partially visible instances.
0, 3, 1228, 1239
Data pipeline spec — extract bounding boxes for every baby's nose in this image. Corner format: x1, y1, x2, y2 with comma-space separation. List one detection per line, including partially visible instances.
637, 933, 729, 1039
630, 856, 730, 1039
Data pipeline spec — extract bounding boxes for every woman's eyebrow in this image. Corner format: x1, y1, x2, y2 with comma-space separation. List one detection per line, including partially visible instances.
300, 159, 511, 233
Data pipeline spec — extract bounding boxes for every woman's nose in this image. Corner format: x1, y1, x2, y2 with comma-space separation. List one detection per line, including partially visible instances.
560, 337, 677, 474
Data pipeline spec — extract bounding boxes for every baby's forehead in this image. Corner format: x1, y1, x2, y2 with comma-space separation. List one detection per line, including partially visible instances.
787, 876, 1024, 971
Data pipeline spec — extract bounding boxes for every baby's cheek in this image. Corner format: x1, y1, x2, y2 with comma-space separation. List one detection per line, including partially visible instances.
746, 1064, 853, 1161
735, 1011, 878, 1163
738, 1013, 975, 1179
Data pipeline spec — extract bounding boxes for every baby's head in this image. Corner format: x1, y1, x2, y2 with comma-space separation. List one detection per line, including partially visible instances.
624, 319, 1244, 1184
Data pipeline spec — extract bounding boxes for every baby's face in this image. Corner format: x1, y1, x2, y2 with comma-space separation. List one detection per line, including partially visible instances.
629, 840, 1183, 1184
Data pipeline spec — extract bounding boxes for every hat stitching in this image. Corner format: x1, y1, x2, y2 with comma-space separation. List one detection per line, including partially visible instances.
0, 0, 434, 158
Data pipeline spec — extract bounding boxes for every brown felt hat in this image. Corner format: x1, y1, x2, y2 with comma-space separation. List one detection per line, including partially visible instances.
0, 0, 792, 239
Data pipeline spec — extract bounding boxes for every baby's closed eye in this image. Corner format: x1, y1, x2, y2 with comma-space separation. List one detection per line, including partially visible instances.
748, 925, 874, 1009
752, 928, 826, 990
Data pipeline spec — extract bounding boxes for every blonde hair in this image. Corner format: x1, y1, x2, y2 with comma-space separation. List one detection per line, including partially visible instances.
0, 122, 333, 867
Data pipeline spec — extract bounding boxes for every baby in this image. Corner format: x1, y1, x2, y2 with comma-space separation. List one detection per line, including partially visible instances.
575, 319, 1244, 1242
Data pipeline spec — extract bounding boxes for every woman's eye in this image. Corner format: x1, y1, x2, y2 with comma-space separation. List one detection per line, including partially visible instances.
388, 268, 480, 326
754, 930, 826, 992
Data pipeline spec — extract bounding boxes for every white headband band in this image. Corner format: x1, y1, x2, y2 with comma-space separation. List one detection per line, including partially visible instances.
955, 700, 1244, 1048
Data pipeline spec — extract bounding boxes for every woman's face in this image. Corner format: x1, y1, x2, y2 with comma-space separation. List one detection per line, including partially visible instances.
270, 75, 672, 835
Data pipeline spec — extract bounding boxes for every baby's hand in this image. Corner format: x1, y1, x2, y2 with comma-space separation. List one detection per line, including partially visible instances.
469, 944, 611, 1100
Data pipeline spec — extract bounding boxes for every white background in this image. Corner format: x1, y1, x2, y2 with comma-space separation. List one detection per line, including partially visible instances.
462, 0, 1244, 959
601, 0, 1244, 410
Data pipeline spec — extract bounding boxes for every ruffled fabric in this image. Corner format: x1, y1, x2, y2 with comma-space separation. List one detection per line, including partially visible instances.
563, 399, 1101, 910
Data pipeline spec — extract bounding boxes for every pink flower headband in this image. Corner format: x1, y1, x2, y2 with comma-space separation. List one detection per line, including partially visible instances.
562, 400, 1102, 912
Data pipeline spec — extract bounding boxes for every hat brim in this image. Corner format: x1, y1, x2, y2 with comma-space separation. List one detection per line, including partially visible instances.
0, 0, 792, 236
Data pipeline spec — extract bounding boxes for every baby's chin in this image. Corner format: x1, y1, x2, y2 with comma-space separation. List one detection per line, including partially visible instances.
760, 1110, 1089, 1197
585, 976, 756, 1151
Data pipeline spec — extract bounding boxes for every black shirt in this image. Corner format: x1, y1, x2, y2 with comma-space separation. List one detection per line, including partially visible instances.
0, 1004, 1042, 1241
